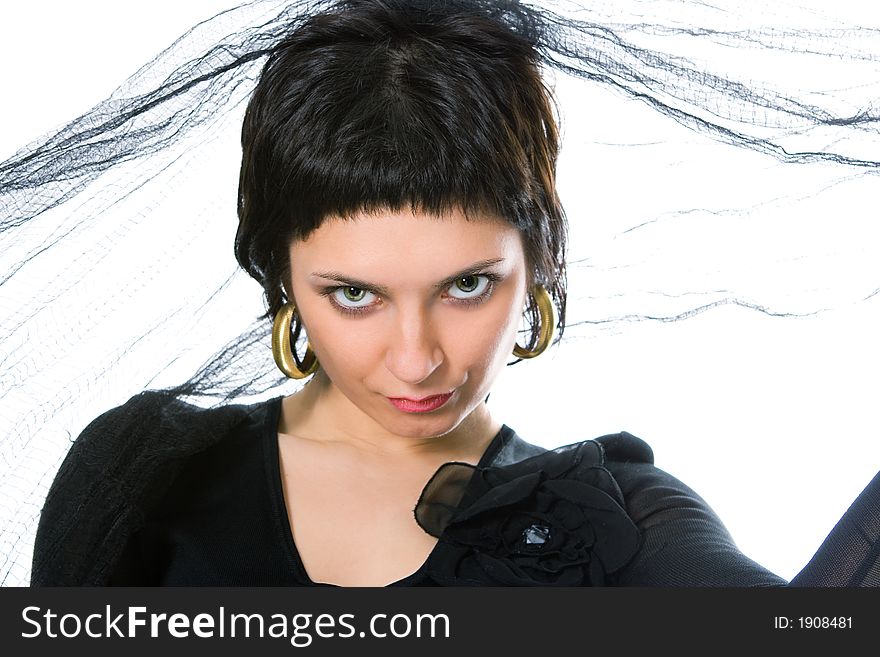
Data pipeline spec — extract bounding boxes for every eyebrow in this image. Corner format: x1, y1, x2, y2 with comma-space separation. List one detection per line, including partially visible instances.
310, 258, 507, 296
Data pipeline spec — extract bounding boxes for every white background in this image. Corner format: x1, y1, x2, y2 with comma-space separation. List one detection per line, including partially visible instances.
1, 1, 879, 584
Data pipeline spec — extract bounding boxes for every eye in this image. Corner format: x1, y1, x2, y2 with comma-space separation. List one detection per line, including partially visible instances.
331, 286, 377, 309
447, 274, 491, 300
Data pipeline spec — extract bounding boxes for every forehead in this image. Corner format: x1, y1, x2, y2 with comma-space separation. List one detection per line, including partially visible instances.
290, 207, 525, 277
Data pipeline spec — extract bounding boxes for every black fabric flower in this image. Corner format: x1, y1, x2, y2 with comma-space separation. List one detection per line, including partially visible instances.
415, 440, 641, 586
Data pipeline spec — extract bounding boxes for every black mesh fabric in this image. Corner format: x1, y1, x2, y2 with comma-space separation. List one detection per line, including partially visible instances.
788, 472, 880, 587
30, 392, 256, 586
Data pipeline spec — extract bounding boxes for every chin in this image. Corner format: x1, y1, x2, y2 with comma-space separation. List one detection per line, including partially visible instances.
376, 401, 468, 440
384, 414, 462, 440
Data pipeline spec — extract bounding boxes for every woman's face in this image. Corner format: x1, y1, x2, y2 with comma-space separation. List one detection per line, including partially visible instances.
288, 206, 529, 439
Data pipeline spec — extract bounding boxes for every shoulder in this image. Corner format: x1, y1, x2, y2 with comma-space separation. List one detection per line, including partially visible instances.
593, 431, 655, 465
505, 429, 785, 586
45, 391, 260, 498
493, 429, 654, 468
61, 390, 263, 464
31, 390, 267, 585
585, 432, 786, 586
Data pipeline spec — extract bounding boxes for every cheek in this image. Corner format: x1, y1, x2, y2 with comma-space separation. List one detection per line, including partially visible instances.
306, 314, 383, 375
290, 293, 375, 379
448, 301, 522, 373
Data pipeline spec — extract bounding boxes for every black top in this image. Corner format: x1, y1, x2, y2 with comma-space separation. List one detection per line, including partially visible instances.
31, 392, 880, 586
109, 397, 524, 586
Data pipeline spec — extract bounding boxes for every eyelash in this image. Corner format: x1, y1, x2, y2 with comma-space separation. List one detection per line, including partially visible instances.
320, 273, 502, 317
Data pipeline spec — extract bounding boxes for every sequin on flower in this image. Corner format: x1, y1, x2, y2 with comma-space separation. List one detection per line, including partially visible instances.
523, 523, 550, 546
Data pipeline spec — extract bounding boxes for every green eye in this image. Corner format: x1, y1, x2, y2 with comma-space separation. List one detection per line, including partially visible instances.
342, 286, 366, 302
332, 286, 376, 310
447, 275, 490, 300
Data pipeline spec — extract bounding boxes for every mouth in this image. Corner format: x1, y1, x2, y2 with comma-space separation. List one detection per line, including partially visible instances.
386, 391, 454, 414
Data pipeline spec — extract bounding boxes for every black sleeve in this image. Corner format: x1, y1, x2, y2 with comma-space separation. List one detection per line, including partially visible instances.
787, 470, 880, 587
31, 391, 248, 586
104, 525, 169, 586
598, 432, 880, 587
30, 393, 160, 586
596, 432, 786, 587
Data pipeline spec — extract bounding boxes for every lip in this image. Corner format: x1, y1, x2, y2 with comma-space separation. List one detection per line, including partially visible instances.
386, 392, 454, 413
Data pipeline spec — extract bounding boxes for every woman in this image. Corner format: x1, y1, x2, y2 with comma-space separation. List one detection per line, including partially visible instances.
4, 0, 879, 586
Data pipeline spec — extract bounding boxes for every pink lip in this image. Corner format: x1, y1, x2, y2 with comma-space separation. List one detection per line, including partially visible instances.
387, 392, 454, 413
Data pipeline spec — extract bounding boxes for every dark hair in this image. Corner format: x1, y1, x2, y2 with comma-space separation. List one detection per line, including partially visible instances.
235, 0, 567, 357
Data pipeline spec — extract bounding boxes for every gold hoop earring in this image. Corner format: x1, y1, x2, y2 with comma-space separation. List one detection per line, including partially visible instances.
513, 285, 555, 359
272, 302, 319, 379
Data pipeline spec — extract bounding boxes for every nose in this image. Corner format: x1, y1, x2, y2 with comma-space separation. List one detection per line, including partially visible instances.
384, 306, 444, 386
